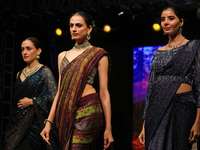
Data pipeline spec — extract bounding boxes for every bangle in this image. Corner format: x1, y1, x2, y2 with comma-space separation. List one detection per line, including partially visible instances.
44, 119, 54, 125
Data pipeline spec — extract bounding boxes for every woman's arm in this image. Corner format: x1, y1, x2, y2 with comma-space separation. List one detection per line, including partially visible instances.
138, 120, 145, 145
189, 108, 200, 143
189, 46, 200, 143
40, 52, 64, 145
98, 55, 114, 149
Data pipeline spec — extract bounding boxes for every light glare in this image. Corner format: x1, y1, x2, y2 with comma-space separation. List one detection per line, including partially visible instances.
153, 23, 161, 32
55, 28, 62, 36
103, 25, 111, 33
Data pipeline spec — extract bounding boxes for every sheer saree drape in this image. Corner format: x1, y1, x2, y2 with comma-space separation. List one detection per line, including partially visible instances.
4, 66, 60, 150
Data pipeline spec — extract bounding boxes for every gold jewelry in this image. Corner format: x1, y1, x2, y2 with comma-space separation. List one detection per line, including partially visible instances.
168, 37, 185, 49
23, 63, 40, 77
44, 119, 54, 125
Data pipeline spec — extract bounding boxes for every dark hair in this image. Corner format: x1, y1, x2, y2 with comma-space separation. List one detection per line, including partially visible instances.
70, 11, 95, 28
161, 6, 184, 21
24, 37, 41, 49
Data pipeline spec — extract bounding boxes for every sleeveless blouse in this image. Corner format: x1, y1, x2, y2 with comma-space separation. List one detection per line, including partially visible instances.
60, 51, 98, 85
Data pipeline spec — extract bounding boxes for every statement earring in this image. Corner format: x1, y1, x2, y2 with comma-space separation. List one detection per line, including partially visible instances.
37, 54, 40, 59
87, 33, 91, 40
179, 27, 182, 34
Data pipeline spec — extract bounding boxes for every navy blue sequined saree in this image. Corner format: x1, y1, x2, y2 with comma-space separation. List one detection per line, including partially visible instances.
143, 40, 200, 150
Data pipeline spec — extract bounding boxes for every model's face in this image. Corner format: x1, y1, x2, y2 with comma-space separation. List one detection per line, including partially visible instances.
161, 8, 183, 36
69, 15, 91, 43
21, 40, 40, 64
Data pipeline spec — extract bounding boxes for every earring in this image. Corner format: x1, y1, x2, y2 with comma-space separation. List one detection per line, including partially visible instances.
179, 27, 182, 34
163, 32, 166, 35
37, 54, 40, 59
71, 36, 74, 40
87, 33, 91, 40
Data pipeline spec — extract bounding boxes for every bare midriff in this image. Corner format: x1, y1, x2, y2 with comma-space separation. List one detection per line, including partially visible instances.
176, 83, 192, 94
82, 84, 96, 97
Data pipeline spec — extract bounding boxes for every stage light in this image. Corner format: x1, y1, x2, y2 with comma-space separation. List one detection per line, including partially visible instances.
152, 23, 161, 32
55, 28, 62, 36
103, 25, 111, 33
118, 11, 124, 16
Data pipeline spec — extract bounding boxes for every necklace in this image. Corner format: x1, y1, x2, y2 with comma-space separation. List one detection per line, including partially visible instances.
23, 63, 41, 78
73, 43, 90, 50
168, 37, 185, 49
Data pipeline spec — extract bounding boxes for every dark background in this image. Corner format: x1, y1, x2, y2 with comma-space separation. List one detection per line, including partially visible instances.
0, 0, 200, 150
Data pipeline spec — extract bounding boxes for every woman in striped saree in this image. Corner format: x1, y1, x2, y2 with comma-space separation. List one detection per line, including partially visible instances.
40, 11, 114, 150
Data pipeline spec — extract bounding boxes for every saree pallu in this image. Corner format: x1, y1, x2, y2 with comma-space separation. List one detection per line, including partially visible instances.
4, 66, 60, 150
55, 47, 109, 149
145, 41, 200, 150
147, 92, 196, 150
71, 93, 104, 150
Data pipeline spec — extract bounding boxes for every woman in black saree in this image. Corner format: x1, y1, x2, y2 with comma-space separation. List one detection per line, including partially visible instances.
138, 6, 200, 150
4, 37, 60, 150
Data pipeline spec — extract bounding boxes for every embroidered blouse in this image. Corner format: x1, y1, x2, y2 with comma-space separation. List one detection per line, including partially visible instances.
60, 52, 98, 86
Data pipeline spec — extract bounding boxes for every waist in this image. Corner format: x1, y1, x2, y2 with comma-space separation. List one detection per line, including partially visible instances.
82, 84, 96, 97
176, 83, 192, 94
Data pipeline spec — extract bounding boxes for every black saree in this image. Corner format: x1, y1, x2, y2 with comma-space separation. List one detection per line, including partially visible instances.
4, 66, 60, 150
144, 40, 200, 150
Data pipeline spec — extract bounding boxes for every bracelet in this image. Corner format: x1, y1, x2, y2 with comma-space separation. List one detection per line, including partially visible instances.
44, 119, 54, 125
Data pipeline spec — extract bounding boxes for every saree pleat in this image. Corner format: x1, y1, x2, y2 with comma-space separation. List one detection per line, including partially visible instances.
145, 40, 200, 149
55, 47, 109, 149
148, 92, 196, 150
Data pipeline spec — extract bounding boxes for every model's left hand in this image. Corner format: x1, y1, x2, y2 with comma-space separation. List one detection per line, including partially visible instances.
189, 122, 200, 144
104, 129, 114, 150
17, 97, 33, 109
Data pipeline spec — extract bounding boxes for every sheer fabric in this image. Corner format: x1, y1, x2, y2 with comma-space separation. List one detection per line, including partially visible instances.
4, 66, 60, 150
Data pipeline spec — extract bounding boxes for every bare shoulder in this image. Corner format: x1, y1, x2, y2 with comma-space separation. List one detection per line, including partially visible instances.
16, 71, 20, 78
58, 51, 66, 59
98, 55, 109, 67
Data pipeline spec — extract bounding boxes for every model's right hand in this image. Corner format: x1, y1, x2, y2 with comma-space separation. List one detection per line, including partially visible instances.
138, 122, 145, 145
40, 122, 52, 145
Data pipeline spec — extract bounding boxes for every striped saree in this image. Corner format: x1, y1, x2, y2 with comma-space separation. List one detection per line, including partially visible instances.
55, 47, 109, 150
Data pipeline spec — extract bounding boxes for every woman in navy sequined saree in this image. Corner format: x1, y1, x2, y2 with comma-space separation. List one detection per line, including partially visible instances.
4, 37, 60, 150
139, 7, 200, 150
